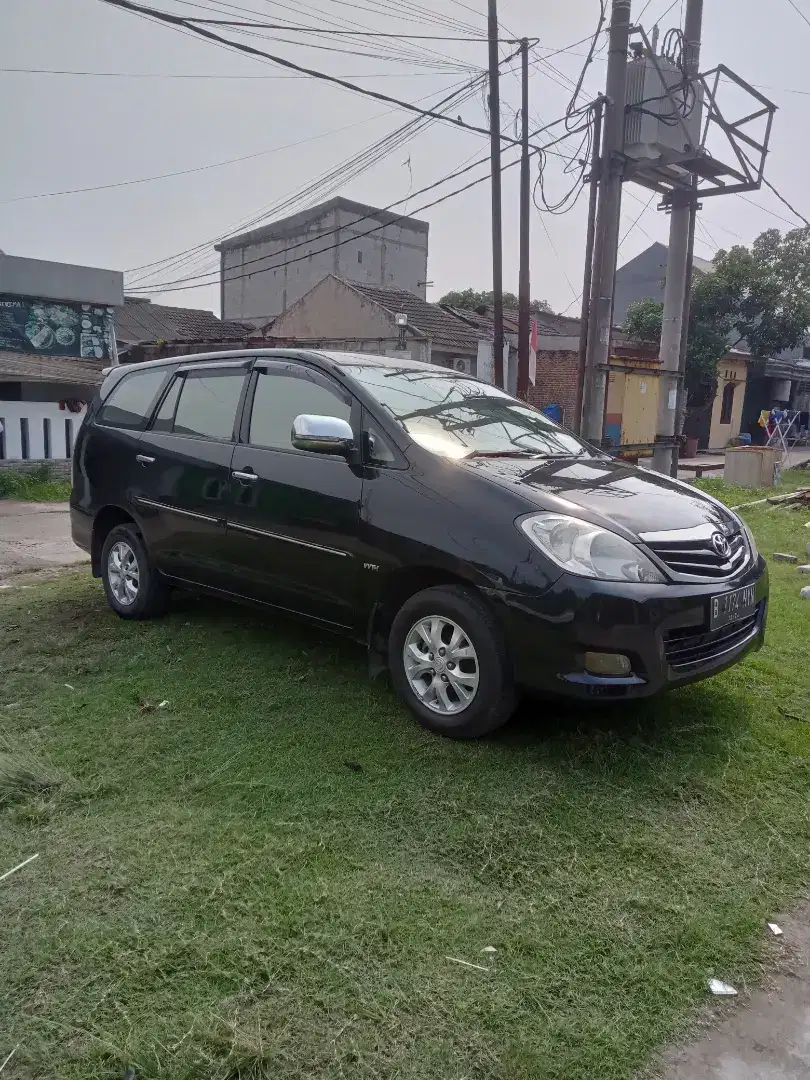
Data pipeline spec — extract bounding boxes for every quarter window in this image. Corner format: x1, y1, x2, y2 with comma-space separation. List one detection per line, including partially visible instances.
248, 367, 352, 451
172, 373, 245, 441
96, 369, 168, 431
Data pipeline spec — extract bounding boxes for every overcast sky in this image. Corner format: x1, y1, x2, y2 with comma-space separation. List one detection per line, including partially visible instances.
3, 0, 809, 317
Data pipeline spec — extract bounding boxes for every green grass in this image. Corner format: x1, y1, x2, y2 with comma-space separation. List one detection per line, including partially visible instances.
0, 464, 71, 501
2, 485, 810, 1079
695, 466, 810, 510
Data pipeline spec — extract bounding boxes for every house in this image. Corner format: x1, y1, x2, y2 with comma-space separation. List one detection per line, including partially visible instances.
613, 241, 714, 325
115, 296, 254, 362
0, 253, 123, 466
216, 198, 430, 326
268, 276, 486, 374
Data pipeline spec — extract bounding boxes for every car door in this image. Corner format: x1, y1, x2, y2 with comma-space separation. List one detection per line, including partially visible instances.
225, 358, 363, 627
131, 359, 251, 587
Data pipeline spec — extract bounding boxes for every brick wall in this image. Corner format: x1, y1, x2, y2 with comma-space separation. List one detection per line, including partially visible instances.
0, 459, 71, 478
527, 349, 579, 427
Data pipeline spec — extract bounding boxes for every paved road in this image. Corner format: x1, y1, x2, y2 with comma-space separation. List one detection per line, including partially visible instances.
0, 500, 88, 579
661, 911, 810, 1079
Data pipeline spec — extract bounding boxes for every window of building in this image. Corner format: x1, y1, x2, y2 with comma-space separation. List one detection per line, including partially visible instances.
720, 380, 736, 425
248, 367, 352, 451
96, 369, 169, 431
0, 418, 5, 459
172, 372, 245, 441
20, 417, 30, 460
43, 417, 52, 459
64, 418, 73, 458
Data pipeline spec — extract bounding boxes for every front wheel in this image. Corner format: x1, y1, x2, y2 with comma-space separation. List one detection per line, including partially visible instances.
388, 585, 517, 738
100, 523, 169, 620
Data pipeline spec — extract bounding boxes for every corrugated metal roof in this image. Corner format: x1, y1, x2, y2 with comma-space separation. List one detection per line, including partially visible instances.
349, 283, 481, 352
115, 298, 251, 346
0, 350, 104, 385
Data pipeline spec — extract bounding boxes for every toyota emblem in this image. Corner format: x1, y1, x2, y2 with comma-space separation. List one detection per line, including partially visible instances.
711, 532, 730, 558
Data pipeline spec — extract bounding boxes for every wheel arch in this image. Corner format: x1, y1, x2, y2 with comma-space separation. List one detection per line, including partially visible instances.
90, 505, 138, 577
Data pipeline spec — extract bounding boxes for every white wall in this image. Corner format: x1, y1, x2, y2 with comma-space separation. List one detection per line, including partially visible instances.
0, 254, 123, 306
221, 206, 429, 324
0, 400, 85, 461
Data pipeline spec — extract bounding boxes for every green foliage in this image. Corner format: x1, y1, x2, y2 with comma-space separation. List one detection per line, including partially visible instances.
438, 288, 552, 314
624, 227, 810, 407
0, 465, 71, 501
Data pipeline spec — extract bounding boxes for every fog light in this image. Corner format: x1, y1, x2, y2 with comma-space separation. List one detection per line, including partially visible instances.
584, 651, 632, 677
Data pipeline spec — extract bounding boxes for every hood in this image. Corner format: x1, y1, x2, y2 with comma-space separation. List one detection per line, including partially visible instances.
462, 456, 736, 538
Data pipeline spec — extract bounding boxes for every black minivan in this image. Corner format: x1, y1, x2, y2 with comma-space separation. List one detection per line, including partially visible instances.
71, 349, 768, 738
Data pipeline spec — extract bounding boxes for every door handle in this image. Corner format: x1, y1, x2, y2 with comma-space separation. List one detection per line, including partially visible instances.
136, 454, 155, 465
233, 469, 258, 482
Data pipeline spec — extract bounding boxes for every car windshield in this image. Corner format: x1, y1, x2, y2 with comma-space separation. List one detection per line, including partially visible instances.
341, 364, 593, 460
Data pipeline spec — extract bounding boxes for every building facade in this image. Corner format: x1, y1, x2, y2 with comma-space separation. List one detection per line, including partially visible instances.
0, 254, 123, 465
217, 198, 429, 327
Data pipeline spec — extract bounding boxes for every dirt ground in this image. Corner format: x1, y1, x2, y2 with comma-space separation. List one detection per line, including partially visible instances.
659, 906, 810, 1079
0, 500, 88, 579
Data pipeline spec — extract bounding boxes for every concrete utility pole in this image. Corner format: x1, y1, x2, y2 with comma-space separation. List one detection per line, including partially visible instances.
651, 0, 704, 475
574, 95, 604, 434
487, 0, 505, 388
580, 0, 632, 443
517, 37, 531, 399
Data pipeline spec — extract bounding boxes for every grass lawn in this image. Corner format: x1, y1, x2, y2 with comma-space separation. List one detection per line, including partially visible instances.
0, 466, 71, 502
2, 476, 810, 1080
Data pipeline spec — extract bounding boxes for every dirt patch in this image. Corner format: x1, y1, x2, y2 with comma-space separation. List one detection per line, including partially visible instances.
658, 903, 810, 1079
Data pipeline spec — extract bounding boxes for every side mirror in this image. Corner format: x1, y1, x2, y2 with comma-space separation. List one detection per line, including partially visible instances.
291, 414, 354, 455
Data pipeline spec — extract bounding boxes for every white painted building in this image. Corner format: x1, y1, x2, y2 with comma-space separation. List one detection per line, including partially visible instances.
0, 254, 123, 464
217, 197, 429, 327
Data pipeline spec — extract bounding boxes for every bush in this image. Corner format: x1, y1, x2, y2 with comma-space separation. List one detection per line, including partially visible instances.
0, 466, 71, 501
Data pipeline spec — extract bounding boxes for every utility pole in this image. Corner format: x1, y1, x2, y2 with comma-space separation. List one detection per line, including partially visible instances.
517, 37, 531, 400
651, 0, 703, 474
487, 0, 505, 388
580, 0, 632, 443
573, 96, 604, 433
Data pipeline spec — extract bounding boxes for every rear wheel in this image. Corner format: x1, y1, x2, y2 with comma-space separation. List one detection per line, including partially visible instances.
388, 585, 517, 738
100, 523, 168, 620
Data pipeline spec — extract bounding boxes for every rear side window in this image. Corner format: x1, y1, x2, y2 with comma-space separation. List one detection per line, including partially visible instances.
96, 369, 168, 431
171, 372, 245, 441
248, 367, 352, 451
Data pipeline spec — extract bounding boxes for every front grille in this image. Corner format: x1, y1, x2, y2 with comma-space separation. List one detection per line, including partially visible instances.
646, 530, 748, 580
664, 605, 761, 671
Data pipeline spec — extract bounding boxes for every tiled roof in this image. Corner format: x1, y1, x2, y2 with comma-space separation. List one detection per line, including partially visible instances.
0, 350, 105, 385
115, 298, 251, 346
349, 283, 481, 352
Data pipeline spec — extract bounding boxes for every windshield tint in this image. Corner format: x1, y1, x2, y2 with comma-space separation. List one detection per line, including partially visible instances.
341, 365, 592, 460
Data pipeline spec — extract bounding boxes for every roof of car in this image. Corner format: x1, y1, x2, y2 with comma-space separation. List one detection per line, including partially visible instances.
103, 349, 462, 380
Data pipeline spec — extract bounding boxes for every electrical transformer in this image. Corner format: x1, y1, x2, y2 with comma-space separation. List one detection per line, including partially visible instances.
623, 55, 702, 163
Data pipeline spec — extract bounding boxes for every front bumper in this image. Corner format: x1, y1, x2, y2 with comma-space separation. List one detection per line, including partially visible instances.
492, 556, 769, 700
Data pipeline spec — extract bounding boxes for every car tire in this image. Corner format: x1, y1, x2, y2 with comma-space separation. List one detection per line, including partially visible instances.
388, 584, 518, 738
100, 523, 169, 620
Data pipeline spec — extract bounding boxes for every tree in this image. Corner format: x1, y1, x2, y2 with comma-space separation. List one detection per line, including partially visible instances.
439, 288, 552, 314
624, 227, 810, 412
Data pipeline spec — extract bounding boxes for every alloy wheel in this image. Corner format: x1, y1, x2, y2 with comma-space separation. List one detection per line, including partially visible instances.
403, 615, 479, 715
107, 541, 140, 606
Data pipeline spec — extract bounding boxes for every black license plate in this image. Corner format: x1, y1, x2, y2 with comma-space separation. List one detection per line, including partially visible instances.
710, 584, 756, 630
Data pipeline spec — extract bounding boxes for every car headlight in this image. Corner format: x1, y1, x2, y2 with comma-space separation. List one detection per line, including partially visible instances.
741, 521, 759, 560
519, 513, 666, 583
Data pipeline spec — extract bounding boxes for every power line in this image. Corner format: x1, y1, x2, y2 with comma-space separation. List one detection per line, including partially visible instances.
759, 176, 810, 228
0, 113, 406, 204
0, 66, 458, 79
124, 68, 494, 282
785, 0, 810, 28
130, 151, 527, 296
99, 0, 530, 149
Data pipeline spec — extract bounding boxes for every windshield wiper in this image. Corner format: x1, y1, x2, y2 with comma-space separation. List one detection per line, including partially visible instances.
466, 450, 584, 460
